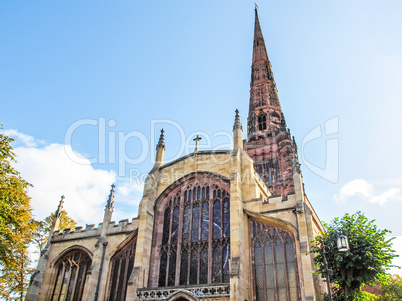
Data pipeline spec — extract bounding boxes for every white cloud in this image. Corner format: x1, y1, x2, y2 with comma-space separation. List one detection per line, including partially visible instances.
6, 129, 146, 226
333, 179, 402, 206
3, 129, 118, 225
15, 143, 116, 224
1, 129, 39, 147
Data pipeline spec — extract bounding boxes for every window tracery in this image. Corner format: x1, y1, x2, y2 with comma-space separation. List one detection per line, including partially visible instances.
107, 236, 137, 300
251, 220, 299, 301
150, 174, 230, 288
51, 249, 91, 301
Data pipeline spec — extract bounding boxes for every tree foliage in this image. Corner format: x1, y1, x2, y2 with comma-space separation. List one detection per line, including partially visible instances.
0, 128, 36, 300
354, 290, 378, 301
377, 274, 402, 301
33, 209, 76, 256
311, 211, 398, 301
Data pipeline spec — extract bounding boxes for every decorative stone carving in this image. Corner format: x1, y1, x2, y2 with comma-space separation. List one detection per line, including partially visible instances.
136, 285, 230, 300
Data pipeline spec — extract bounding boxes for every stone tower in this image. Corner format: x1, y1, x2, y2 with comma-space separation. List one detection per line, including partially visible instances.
245, 8, 299, 200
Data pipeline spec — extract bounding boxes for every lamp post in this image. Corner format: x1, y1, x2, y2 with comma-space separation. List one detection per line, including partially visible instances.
322, 233, 350, 301
337, 234, 350, 252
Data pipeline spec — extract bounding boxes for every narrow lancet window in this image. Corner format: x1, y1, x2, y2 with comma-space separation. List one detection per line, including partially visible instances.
258, 114, 267, 131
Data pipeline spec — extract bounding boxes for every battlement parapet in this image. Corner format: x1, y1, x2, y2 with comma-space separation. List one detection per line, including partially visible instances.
106, 217, 139, 235
52, 224, 101, 242
51, 217, 139, 243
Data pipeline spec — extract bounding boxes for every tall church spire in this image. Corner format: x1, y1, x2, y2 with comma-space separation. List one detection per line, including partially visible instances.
248, 8, 283, 142
251, 8, 277, 91
246, 9, 295, 199
252, 8, 269, 66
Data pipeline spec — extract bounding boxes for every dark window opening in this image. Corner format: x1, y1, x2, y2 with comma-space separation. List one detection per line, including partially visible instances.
51, 250, 91, 301
258, 114, 267, 131
107, 236, 137, 301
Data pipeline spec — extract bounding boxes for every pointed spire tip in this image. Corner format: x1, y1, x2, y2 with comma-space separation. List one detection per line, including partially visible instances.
55, 195, 64, 219
106, 184, 115, 209
233, 109, 243, 131
157, 129, 165, 150
58, 195, 64, 208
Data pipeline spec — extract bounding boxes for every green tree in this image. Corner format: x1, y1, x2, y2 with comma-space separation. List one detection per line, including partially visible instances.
354, 290, 378, 301
33, 209, 76, 256
311, 211, 398, 301
377, 274, 402, 300
0, 127, 36, 300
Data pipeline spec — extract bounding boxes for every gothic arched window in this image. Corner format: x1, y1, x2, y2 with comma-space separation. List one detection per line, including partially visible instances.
107, 235, 137, 300
251, 220, 299, 301
149, 173, 230, 288
51, 249, 91, 301
258, 114, 267, 131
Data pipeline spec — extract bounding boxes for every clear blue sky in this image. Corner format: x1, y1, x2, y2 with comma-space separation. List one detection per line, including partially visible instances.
1, 0, 402, 270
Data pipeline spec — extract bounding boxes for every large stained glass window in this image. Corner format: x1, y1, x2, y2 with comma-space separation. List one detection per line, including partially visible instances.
251, 220, 299, 301
107, 236, 137, 300
51, 250, 91, 301
150, 173, 230, 288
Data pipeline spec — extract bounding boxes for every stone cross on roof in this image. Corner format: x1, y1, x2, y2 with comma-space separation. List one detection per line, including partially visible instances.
193, 135, 202, 153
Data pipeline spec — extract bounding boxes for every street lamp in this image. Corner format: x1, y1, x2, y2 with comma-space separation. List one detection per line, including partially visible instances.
337, 234, 350, 252
322, 233, 350, 301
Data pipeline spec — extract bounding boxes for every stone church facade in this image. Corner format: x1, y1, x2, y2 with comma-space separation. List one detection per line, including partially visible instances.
27, 9, 325, 301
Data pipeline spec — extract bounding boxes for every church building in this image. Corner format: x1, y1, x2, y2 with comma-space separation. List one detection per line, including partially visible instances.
27, 9, 325, 301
